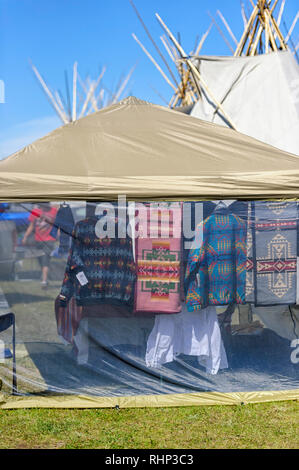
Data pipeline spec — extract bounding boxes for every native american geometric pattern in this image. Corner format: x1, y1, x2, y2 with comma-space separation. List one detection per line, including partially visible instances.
246, 201, 297, 305
60, 216, 136, 307
134, 204, 182, 314
137, 242, 180, 301
265, 201, 294, 216
185, 211, 247, 311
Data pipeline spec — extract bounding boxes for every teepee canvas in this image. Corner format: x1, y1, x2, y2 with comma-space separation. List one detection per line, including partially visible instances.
190, 50, 299, 155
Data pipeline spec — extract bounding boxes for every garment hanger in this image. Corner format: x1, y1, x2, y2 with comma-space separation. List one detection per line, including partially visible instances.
222, 200, 236, 207
212, 200, 237, 211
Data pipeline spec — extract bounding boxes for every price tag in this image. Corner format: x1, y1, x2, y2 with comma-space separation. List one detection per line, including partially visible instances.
76, 271, 88, 286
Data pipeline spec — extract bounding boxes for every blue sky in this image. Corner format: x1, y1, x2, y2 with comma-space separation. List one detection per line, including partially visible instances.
0, 0, 298, 159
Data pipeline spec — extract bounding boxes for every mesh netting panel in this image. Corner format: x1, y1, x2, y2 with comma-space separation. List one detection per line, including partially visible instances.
0, 200, 298, 399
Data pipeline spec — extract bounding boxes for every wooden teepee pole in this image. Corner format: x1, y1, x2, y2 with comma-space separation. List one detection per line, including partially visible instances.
265, 9, 270, 53
31, 62, 69, 124
160, 35, 176, 62
156, 13, 238, 130
270, 12, 288, 49
129, 0, 180, 89
72, 62, 78, 122
112, 65, 135, 104
235, 0, 290, 56
265, 9, 278, 51
250, 22, 264, 55
132, 33, 177, 93
285, 12, 299, 44
195, 23, 213, 56
217, 10, 238, 46
208, 11, 234, 53
235, 4, 259, 56
277, 0, 285, 27
245, 16, 259, 54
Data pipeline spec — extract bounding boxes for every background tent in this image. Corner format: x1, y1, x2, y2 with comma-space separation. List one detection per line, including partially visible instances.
130, 1, 299, 111
1, 96, 299, 202
190, 51, 299, 155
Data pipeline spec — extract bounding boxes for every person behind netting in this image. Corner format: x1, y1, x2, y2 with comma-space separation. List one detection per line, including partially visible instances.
22, 203, 57, 288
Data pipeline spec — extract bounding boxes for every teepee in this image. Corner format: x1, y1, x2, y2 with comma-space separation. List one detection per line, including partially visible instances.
31, 61, 135, 124
190, 50, 299, 155
130, 0, 299, 153
188, 1, 299, 154
131, 0, 299, 112
130, 0, 212, 108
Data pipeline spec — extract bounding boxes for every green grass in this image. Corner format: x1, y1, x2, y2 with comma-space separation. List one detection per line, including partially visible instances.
0, 401, 298, 449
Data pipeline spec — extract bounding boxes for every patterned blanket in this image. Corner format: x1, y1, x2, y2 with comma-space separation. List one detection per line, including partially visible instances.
246, 201, 297, 305
134, 203, 182, 314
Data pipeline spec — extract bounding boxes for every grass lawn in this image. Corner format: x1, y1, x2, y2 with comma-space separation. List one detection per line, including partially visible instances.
0, 401, 298, 449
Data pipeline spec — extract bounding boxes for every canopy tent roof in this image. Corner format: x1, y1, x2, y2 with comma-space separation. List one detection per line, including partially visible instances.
1, 96, 299, 202
191, 51, 299, 156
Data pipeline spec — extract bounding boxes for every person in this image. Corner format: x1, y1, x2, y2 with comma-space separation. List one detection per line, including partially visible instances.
22, 203, 57, 288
